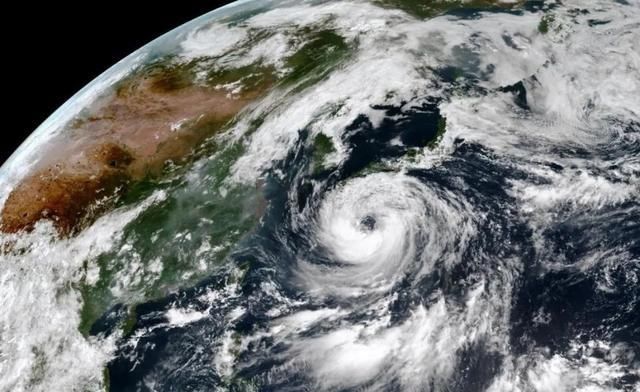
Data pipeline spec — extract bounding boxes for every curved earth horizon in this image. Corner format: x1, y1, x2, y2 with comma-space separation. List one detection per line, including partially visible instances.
1, 0, 638, 391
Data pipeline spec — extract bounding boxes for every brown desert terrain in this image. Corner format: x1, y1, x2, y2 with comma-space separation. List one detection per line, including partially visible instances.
1, 61, 273, 235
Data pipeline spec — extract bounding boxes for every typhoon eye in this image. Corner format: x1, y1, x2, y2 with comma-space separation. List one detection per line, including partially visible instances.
359, 215, 376, 231
2, 0, 639, 391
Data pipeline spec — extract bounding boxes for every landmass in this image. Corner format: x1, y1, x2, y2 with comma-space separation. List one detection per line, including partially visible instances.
1, 59, 275, 235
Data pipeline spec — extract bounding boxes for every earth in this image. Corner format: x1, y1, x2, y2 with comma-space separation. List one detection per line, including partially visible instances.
1, 0, 639, 391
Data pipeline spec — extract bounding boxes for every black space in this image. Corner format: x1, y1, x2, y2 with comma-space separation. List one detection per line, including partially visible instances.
2, 1, 234, 166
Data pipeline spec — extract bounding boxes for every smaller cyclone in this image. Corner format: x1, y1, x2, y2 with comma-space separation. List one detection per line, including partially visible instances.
292, 171, 475, 297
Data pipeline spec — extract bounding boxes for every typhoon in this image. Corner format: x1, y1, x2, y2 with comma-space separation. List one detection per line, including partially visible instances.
0, 0, 639, 391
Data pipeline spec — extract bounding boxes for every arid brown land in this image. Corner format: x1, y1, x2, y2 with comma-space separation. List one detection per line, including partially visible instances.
1, 61, 273, 235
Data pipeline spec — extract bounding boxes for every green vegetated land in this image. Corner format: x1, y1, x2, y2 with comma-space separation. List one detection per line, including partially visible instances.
78, 142, 258, 336
77, 25, 354, 337
284, 29, 349, 84
538, 13, 554, 33
376, 0, 525, 18
312, 132, 337, 174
